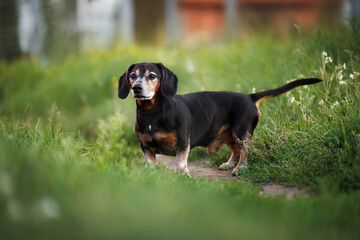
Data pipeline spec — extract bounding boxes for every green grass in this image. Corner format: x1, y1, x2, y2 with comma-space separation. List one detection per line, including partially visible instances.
1, 23, 360, 239
1, 119, 359, 239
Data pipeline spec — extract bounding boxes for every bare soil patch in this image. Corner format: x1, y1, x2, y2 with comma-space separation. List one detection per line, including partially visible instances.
157, 155, 310, 199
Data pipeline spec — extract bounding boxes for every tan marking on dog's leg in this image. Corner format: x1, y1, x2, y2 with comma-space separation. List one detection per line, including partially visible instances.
218, 143, 240, 170
231, 145, 248, 176
144, 149, 156, 167
176, 143, 190, 176
217, 127, 243, 170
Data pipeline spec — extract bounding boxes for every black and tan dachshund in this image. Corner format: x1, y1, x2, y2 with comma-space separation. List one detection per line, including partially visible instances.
118, 62, 321, 176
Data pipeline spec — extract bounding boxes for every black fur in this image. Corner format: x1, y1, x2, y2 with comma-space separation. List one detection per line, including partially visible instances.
118, 64, 135, 99
156, 63, 178, 98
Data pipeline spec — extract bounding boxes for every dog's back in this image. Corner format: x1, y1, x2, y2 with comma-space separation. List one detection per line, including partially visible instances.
177, 91, 258, 148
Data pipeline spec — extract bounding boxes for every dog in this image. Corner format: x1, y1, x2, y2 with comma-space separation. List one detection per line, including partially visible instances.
118, 62, 321, 176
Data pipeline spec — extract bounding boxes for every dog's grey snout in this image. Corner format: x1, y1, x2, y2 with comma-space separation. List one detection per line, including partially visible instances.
132, 84, 143, 94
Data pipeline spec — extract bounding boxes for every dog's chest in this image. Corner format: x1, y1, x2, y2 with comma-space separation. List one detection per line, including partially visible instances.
136, 124, 177, 156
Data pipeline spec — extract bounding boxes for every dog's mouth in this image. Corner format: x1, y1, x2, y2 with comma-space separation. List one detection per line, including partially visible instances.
133, 95, 153, 100
132, 89, 155, 101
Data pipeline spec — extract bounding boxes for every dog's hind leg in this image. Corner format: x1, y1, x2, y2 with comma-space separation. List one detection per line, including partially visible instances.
231, 145, 248, 176
218, 142, 241, 170
230, 131, 252, 176
217, 125, 251, 172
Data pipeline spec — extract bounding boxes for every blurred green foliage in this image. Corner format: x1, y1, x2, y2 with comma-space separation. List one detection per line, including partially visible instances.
1, 23, 360, 239
1, 119, 359, 239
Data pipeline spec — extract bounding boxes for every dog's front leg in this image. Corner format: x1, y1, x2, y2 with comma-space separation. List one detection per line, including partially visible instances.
176, 144, 190, 175
143, 148, 156, 167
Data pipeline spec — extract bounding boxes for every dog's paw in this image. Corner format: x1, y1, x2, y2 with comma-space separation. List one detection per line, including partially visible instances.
145, 163, 156, 168
179, 170, 191, 178
231, 168, 240, 176
218, 162, 234, 171
183, 167, 191, 177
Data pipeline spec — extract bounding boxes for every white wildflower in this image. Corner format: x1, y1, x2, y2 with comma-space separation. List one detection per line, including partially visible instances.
186, 59, 195, 73
290, 97, 295, 103
331, 101, 340, 109
319, 99, 324, 105
328, 56, 333, 63
339, 81, 345, 85
342, 97, 350, 103
337, 70, 343, 81
322, 51, 327, 57
252, 87, 256, 93
350, 73, 355, 79
343, 63, 346, 69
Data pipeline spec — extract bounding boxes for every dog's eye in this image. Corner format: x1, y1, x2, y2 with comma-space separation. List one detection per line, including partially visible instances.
148, 73, 156, 80
130, 73, 137, 80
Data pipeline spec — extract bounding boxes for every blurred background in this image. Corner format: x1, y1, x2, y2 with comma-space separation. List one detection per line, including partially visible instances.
0, 0, 359, 61
1, 2, 360, 238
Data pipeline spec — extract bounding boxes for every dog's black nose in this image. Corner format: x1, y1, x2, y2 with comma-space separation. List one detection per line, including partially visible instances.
133, 84, 142, 94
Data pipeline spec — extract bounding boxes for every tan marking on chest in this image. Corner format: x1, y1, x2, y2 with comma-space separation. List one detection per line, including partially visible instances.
136, 130, 177, 153
136, 98, 156, 110
154, 131, 177, 145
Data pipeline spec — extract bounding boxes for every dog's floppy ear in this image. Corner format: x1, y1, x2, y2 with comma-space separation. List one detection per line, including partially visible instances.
118, 64, 135, 99
157, 63, 178, 98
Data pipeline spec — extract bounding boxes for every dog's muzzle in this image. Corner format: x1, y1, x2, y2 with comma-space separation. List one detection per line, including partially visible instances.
132, 84, 154, 100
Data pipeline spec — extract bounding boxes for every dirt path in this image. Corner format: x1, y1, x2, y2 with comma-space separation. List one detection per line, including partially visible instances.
157, 155, 309, 199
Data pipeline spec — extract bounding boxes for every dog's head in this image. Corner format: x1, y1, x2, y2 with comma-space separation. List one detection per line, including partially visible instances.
118, 62, 178, 100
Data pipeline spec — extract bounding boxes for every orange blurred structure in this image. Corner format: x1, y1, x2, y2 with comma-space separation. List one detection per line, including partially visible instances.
178, 0, 343, 41
179, 0, 225, 41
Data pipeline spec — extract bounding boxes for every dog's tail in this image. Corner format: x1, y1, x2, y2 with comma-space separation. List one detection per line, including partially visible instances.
249, 78, 322, 105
